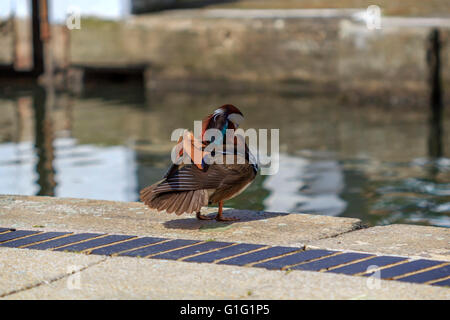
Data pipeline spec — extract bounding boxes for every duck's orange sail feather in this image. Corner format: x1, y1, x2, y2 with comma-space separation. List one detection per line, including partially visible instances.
175, 130, 209, 170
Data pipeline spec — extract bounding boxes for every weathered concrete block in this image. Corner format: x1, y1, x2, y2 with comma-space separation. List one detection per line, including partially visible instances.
0, 247, 103, 298
69, 10, 346, 88
0, 195, 363, 247
338, 18, 450, 105
309, 224, 450, 261
67, 10, 450, 105
0, 20, 13, 65
4, 252, 450, 299
2, 10, 450, 106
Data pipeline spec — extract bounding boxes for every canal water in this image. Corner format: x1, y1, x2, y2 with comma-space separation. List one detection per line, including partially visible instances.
0, 83, 449, 227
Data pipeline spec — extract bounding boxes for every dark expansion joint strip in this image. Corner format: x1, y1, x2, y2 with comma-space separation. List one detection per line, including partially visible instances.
0, 227, 449, 288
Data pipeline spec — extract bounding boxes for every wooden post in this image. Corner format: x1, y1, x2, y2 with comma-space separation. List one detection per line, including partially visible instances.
427, 28, 444, 158
39, 0, 50, 42
30, 0, 55, 194
39, 0, 53, 78
31, 0, 44, 76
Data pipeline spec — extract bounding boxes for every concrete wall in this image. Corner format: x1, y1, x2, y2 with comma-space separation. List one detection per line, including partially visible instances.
70, 10, 347, 90
67, 10, 450, 105
1, 10, 450, 106
338, 18, 450, 106
0, 19, 13, 65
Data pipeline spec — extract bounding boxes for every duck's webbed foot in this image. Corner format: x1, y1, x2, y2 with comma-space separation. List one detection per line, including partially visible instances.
196, 212, 214, 220
215, 201, 240, 222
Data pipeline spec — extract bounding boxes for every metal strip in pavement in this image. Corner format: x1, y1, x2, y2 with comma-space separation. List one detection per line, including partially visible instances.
326, 255, 409, 275
0, 230, 41, 243
218, 246, 302, 267
90, 236, 168, 256
0, 227, 449, 288
291, 252, 375, 272
119, 239, 201, 258
54, 235, 136, 253
430, 277, 450, 287
252, 249, 336, 270
364, 259, 446, 280
183, 243, 266, 263
151, 241, 234, 261
26, 233, 105, 250
0, 232, 71, 248
395, 264, 450, 284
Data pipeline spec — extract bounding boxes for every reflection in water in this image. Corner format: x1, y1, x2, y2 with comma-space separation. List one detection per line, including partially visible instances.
53, 138, 137, 201
0, 137, 137, 202
427, 28, 444, 159
0, 142, 37, 195
263, 153, 347, 216
33, 86, 56, 196
0, 84, 449, 227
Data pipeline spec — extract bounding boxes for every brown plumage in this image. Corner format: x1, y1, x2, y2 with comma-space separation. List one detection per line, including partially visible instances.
140, 105, 258, 221
141, 186, 208, 215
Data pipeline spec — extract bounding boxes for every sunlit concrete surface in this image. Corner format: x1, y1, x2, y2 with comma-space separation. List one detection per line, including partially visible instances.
0, 195, 449, 299
0, 195, 364, 247
2, 249, 449, 300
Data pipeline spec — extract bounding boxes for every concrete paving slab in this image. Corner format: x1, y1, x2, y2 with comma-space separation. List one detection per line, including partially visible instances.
0, 247, 105, 298
3, 253, 449, 300
0, 195, 364, 247
1, 195, 449, 299
308, 224, 450, 261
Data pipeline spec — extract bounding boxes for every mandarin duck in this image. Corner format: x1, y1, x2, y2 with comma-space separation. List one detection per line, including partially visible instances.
140, 104, 258, 221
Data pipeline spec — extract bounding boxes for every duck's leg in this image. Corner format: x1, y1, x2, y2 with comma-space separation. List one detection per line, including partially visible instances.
215, 201, 240, 221
196, 211, 213, 220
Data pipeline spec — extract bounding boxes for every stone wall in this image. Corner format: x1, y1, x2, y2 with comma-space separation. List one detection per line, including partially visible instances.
338, 18, 450, 106
0, 19, 13, 65
1, 10, 450, 105
70, 10, 349, 90
68, 10, 450, 105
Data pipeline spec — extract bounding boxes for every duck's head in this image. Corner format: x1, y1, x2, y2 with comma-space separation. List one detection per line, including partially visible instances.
202, 104, 244, 141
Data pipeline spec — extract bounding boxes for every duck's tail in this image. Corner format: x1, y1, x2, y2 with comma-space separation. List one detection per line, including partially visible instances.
140, 184, 208, 215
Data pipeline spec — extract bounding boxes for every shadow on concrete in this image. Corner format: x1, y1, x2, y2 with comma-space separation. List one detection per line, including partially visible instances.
163, 209, 289, 230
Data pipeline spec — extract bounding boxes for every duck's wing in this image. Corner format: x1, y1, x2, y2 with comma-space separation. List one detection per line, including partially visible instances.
154, 155, 255, 194
153, 133, 257, 195
141, 151, 256, 214
140, 165, 212, 215
153, 164, 225, 194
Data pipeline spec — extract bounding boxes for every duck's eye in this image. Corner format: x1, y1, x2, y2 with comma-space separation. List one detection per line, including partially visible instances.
228, 113, 244, 128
